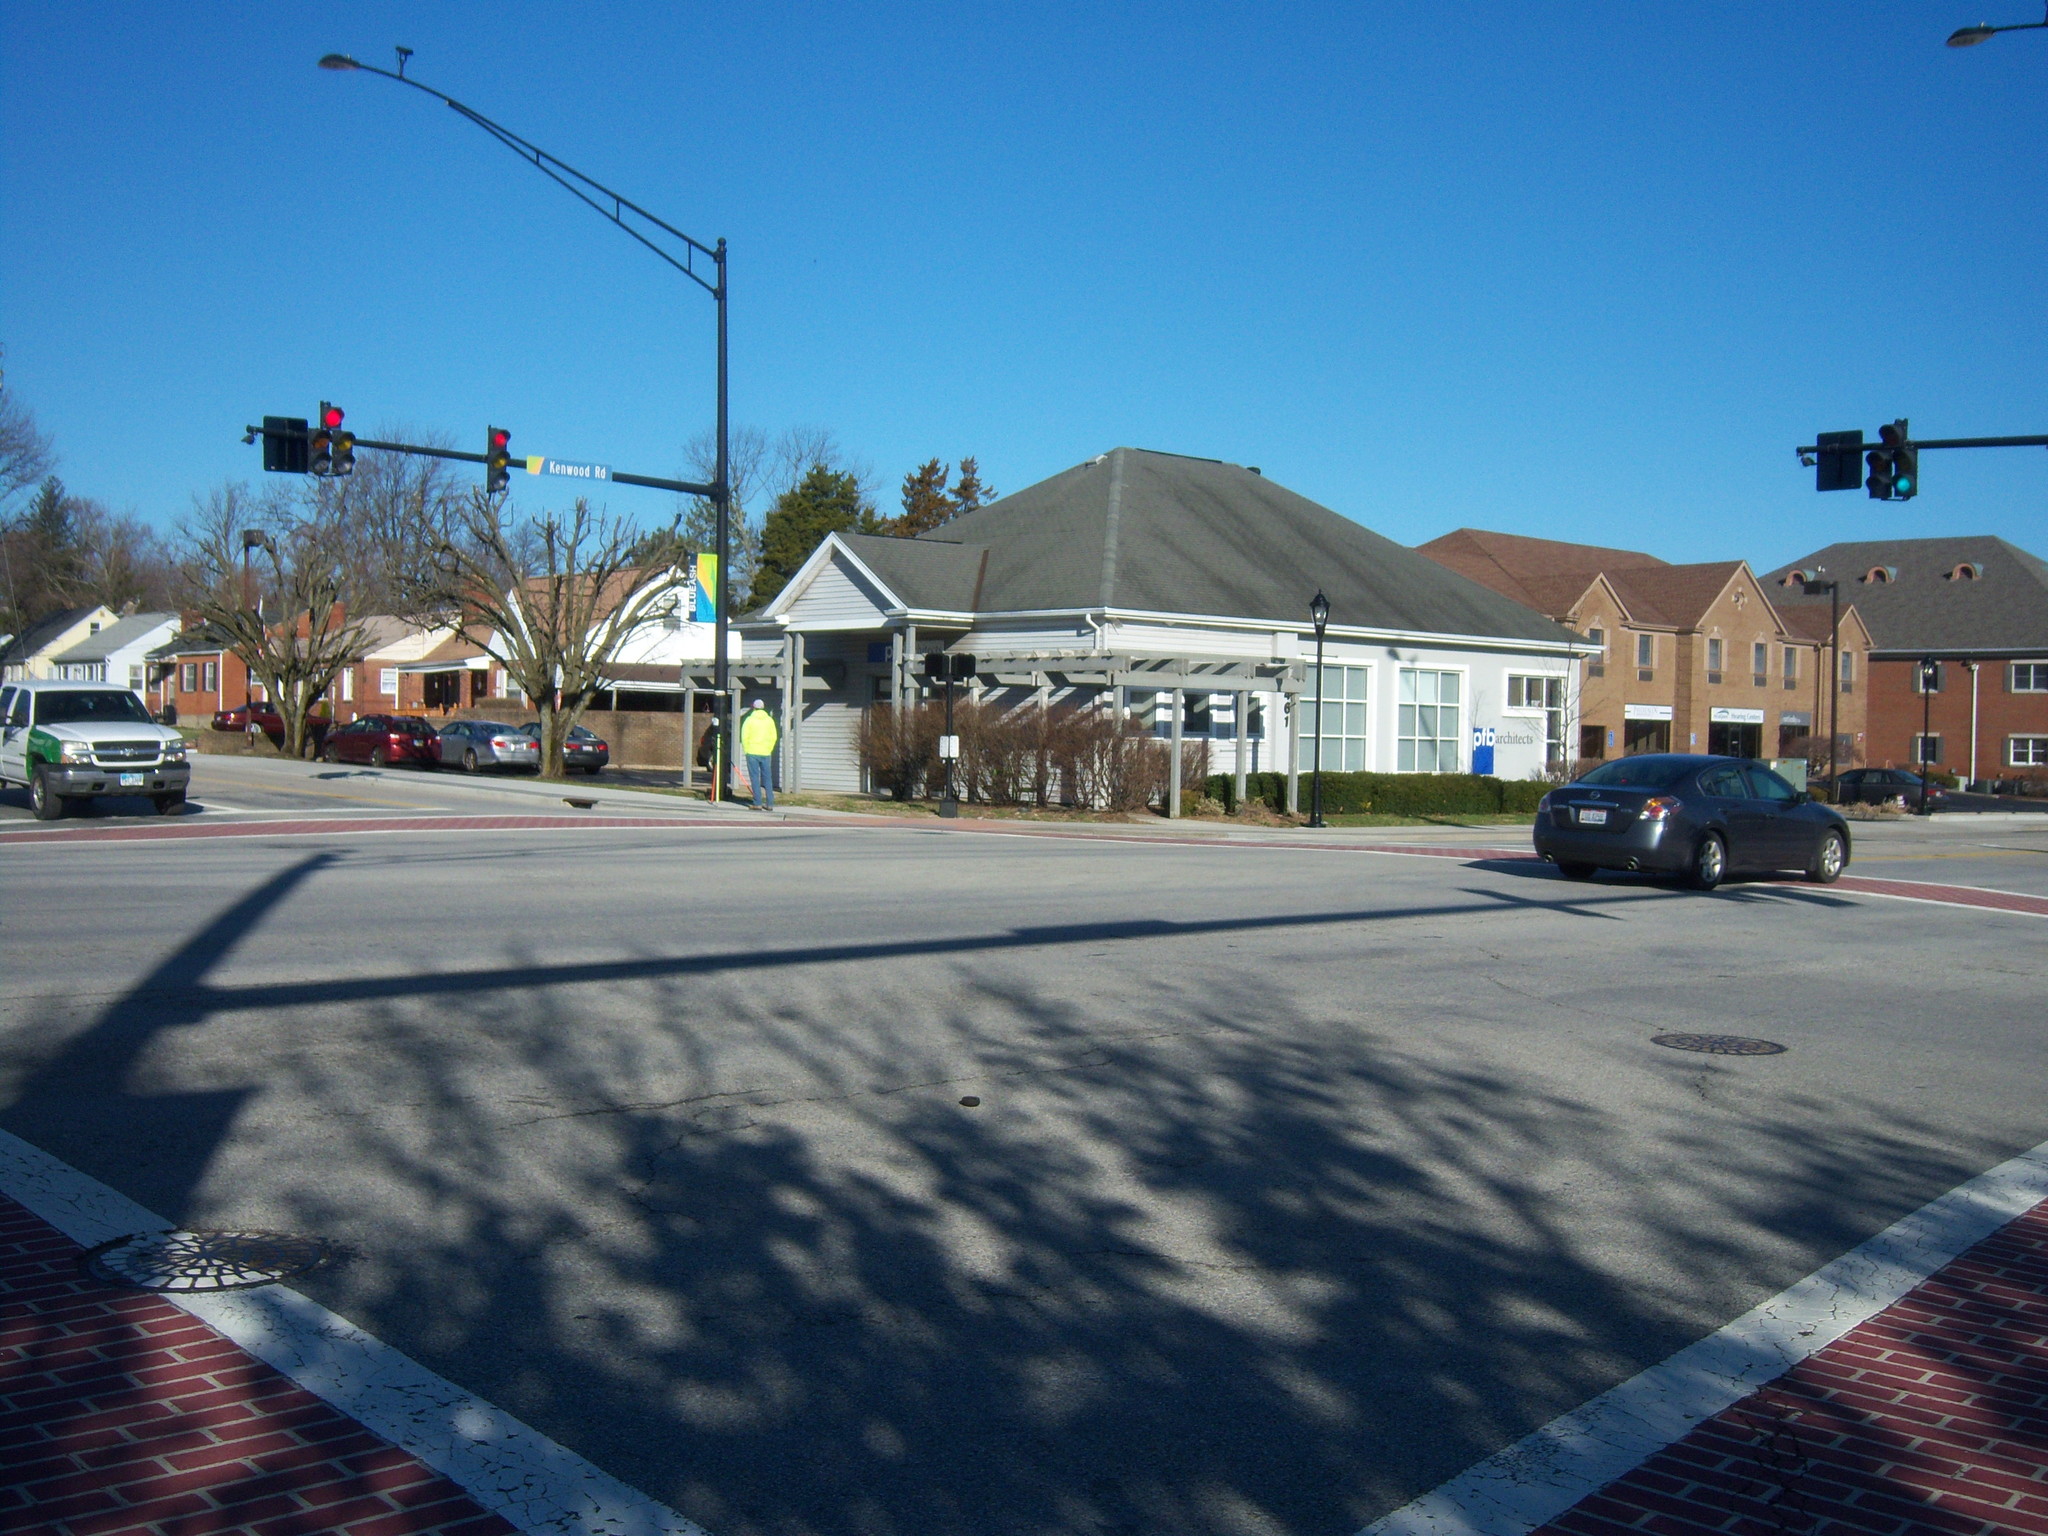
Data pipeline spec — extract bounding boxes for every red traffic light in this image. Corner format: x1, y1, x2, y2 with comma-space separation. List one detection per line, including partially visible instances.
489, 428, 510, 451
320, 403, 345, 430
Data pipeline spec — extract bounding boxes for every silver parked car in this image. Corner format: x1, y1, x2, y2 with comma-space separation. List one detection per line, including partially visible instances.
435, 719, 542, 773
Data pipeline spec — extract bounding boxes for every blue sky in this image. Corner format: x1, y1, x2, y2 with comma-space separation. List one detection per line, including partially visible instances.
3, 2, 2044, 570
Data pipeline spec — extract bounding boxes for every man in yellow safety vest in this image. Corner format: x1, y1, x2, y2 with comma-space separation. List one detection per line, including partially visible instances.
739, 699, 780, 810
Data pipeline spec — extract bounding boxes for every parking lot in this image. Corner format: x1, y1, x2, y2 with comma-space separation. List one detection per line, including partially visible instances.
2, 757, 2045, 1536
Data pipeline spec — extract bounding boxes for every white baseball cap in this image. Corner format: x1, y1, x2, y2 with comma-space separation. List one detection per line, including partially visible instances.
749, 699, 764, 709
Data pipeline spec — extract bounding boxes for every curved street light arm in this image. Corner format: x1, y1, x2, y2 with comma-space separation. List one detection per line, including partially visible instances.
318, 55, 722, 297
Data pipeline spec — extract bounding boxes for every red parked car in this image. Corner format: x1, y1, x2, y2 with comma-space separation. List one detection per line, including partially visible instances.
212, 702, 284, 734
321, 714, 440, 768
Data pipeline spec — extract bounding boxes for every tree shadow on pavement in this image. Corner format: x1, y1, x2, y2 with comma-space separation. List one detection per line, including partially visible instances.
0, 856, 2020, 1536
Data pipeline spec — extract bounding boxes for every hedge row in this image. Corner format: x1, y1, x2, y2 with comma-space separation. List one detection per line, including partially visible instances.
1204, 771, 1547, 817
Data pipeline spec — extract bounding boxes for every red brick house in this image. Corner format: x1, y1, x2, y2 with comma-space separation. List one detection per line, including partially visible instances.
1766, 537, 2048, 789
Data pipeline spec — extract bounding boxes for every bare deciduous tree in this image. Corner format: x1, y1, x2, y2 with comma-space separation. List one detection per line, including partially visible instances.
176, 482, 384, 759
388, 488, 688, 779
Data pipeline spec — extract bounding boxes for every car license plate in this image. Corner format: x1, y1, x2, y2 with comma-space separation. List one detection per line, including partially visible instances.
119, 772, 145, 787
1577, 807, 1607, 825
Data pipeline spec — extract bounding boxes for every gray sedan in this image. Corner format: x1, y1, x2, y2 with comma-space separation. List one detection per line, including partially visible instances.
1532, 754, 1851, 890
434, 720, 542, 774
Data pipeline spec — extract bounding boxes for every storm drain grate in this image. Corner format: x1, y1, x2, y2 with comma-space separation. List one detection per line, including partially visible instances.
1653, 1033, 1788, 1056
82, 1229, 337, 1292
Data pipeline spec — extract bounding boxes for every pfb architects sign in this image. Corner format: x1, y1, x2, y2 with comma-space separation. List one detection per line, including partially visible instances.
524, 456, 612, 483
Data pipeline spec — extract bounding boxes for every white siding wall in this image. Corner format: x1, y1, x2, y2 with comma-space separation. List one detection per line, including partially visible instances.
786, 556, 895, 631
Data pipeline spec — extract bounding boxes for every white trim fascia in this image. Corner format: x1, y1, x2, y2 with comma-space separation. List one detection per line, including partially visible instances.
746, 595, 1585, 657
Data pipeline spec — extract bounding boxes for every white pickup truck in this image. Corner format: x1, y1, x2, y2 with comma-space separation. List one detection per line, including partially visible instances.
0, 680, 192, 819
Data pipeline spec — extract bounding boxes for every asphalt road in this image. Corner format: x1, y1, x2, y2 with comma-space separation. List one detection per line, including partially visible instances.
2, 761, 2045, 1536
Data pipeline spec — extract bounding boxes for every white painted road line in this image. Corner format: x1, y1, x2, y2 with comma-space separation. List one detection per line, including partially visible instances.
0, 1128, 709, 1536
1355, 1135, 2048, 1536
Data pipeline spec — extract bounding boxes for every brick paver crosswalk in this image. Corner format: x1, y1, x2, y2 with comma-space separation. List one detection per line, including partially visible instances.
0, 1197, 514, 1536
1532, 1200, 2048, 1536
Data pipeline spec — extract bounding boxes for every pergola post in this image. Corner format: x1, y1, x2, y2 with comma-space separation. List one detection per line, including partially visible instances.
1168, 685, 1184, 819
1286, 689, 1301, 814
788, 631, 805, 793
778, 633, 795, 798
1233, 689, 1249, 809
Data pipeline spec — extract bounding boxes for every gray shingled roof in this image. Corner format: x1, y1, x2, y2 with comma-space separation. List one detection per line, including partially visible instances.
1762, 536, 2048, 654
837, 448, 1574, 645
49, 612, 177, 664
0, 606, 100, 668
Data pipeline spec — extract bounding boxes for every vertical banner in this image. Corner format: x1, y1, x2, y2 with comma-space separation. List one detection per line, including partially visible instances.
692, 552, 718, 623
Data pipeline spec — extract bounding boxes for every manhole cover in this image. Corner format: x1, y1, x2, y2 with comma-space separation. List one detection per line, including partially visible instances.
1652, 1034, 1788, 1056
82, 1229, 336, 1292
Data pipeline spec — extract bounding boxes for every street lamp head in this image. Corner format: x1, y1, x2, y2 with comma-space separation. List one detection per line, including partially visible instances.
317, 53, 361, 70
1947, 24, 1996, 44
1309, 589, 1330, 634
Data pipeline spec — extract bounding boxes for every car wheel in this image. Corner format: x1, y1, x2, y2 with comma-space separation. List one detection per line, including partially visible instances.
30, 767, 64, 821
463, 748, 479, 773
1808, 828, 1847, 885
370, 746, 389, 768
153, 791, 185, 816
322, 742, 339, 763
1556, 861, 1596, 881
1685, 832, 1727, 891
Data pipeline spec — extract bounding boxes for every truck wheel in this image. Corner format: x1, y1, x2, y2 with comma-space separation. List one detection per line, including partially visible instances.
30, 767, 65, 821
153, 791, 186, 816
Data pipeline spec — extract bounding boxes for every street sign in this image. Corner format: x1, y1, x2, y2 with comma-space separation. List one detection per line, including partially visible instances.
525, 456, 612, 483
1815, 430, 1863, 492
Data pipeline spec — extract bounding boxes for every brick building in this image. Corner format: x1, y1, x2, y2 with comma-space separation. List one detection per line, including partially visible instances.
1419, 530, 1870, 771
1765, 537, 2048, 788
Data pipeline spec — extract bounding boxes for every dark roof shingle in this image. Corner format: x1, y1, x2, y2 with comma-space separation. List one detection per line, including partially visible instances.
842, 449, 1572, 645
1762, 537, 2048, 653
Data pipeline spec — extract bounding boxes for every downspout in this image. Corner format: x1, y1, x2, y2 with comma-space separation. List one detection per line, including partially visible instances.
1969, 661, 1980, 786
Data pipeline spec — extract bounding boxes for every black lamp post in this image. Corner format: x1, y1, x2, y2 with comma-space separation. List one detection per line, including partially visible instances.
1801, 575, 1842, 791
317, 48, 731, 794
1308, 590, 1330, 828
1947, 5, 2048, 45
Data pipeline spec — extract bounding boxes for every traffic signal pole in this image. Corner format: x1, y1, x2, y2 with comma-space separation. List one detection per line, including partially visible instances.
1801, 425, 2048, 500
243, 421, 717, 499
316, 49, 730, 802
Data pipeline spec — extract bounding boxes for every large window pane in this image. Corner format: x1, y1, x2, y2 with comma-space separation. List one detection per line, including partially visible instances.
1397, 668, 1462, 774
1308, 663, 1370, 773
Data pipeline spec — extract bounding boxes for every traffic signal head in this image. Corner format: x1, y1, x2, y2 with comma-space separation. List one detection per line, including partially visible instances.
1865, 439, 1895, 499
309, 402, 337, 477
486, 426, 512, 495
1884, 419, 1917, 500
331, 415, 355, 478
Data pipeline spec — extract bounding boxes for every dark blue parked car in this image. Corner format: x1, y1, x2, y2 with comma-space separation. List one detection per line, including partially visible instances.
1533, 754, 1851, 890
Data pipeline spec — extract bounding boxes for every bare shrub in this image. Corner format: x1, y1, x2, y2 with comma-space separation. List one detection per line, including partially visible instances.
857, 703, 940, 800
1059, 706, 1168, 811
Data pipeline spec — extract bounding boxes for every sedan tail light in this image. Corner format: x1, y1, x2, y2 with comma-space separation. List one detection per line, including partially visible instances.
1639, 796, 1682, 822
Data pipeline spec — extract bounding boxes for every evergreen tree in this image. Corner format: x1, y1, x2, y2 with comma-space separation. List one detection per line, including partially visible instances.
951, 457, 996, 515
750, 463, 876, 608
893, 458, 954, 537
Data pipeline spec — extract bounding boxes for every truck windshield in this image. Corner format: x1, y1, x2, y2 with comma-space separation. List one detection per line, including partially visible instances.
34, 690, 155, 726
